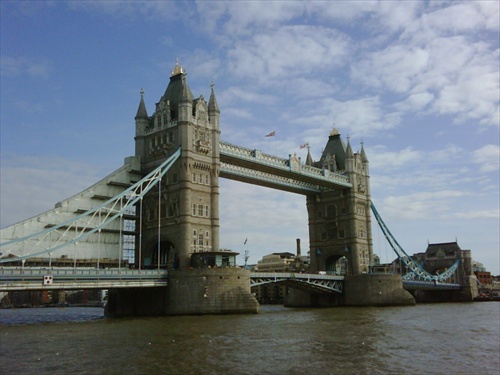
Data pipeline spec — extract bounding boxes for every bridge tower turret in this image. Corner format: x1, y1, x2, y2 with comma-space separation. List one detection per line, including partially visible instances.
134, 61, 221, 269
134, 89, 149, 159
307, 129, 373, 275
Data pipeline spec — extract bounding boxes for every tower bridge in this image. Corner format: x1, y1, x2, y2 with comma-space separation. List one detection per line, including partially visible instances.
0, 62, 478, 315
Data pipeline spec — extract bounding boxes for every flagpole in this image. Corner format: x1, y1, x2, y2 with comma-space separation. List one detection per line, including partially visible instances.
243, 238, 249, 268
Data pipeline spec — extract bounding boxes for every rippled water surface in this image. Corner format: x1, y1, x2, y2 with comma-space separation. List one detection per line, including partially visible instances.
1, 303, 499, 374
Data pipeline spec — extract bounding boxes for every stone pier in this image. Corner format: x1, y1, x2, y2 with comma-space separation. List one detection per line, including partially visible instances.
105, 268, 259, 317
344, 274, 415, 306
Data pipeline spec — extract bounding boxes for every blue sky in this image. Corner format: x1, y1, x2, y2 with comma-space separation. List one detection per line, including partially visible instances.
1, 1, 499, 274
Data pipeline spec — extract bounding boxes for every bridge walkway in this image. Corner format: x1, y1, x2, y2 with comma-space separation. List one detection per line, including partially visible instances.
0, 267, 168, 291
219, 141, 351, 194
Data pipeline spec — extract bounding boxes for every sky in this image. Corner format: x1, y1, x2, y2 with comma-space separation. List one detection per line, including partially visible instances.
1, 1, 499, 274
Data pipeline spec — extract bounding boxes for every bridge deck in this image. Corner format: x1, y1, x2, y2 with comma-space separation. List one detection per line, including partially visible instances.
1, 268, 462, 293
0, 268, 168, 291
402, 280, 462, 291
250, 272, 345, 294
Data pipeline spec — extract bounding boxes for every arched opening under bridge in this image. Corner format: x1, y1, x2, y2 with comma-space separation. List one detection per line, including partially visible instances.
146, 240, 177, 269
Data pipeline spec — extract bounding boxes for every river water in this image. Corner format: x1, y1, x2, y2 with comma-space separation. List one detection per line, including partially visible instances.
1, 303, 498, 375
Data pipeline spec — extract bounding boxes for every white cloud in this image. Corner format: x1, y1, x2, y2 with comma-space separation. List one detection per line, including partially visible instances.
227, 25, 352, 84
375, 1, 422, 32
308, 1, 377, 24
221, 86, 278, 106
472, 144, 500, 173
454, 209, 499, 220
353, 46, 431, 93
415, 2, 499, 36
369, 145, 424, 170
377, 190, 466, 221
195, 1, 305, 37
0, 154, 107, 228
0, 56, 52, 79
393, 92, 435, 112
309, 97, 401, 138
351, 3, 499, 128
67, 1, 185, 20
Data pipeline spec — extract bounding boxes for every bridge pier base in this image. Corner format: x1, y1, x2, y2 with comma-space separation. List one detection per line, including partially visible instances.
105, 287, 169, 317
284, 287, 343, 307
412, 275, 479, 303
167, 268, 259, 315
105, 268, 259, 317
344, 274, 415, 307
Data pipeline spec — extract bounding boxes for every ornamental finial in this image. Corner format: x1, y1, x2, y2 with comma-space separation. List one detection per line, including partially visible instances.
171, 58, 184, 76
329, 122, 339, 136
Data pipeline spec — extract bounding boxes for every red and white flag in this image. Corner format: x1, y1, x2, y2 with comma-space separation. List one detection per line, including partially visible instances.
265, 131, 275, 137
300, 143, 309, 149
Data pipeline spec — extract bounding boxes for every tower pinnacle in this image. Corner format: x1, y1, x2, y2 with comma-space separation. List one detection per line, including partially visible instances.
171, 58, 184, 76
135, 88, 148, 120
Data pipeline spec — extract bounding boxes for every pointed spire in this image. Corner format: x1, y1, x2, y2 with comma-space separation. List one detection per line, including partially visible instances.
346, 135, 354, 158
135, 88, 148, 120
180, 74, 194, 104
305, 147, 313, 166
208, 81, 220, 114
360, 140, 369, 163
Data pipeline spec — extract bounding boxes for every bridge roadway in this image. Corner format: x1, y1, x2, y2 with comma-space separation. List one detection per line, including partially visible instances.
0, 268, 344, 293
0, 267, 169, 291
0, 268, 461, 293
401, 280, 462, 291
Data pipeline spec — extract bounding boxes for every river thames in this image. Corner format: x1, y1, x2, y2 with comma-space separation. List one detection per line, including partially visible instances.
1, 303, 498, 375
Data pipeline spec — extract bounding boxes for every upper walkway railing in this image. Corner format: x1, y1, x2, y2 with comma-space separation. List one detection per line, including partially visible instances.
219, 141, 351, 194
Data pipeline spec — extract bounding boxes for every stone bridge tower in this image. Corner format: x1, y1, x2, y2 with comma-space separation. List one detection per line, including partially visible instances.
134, 61, 220, 269
307, 129, 373, 275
